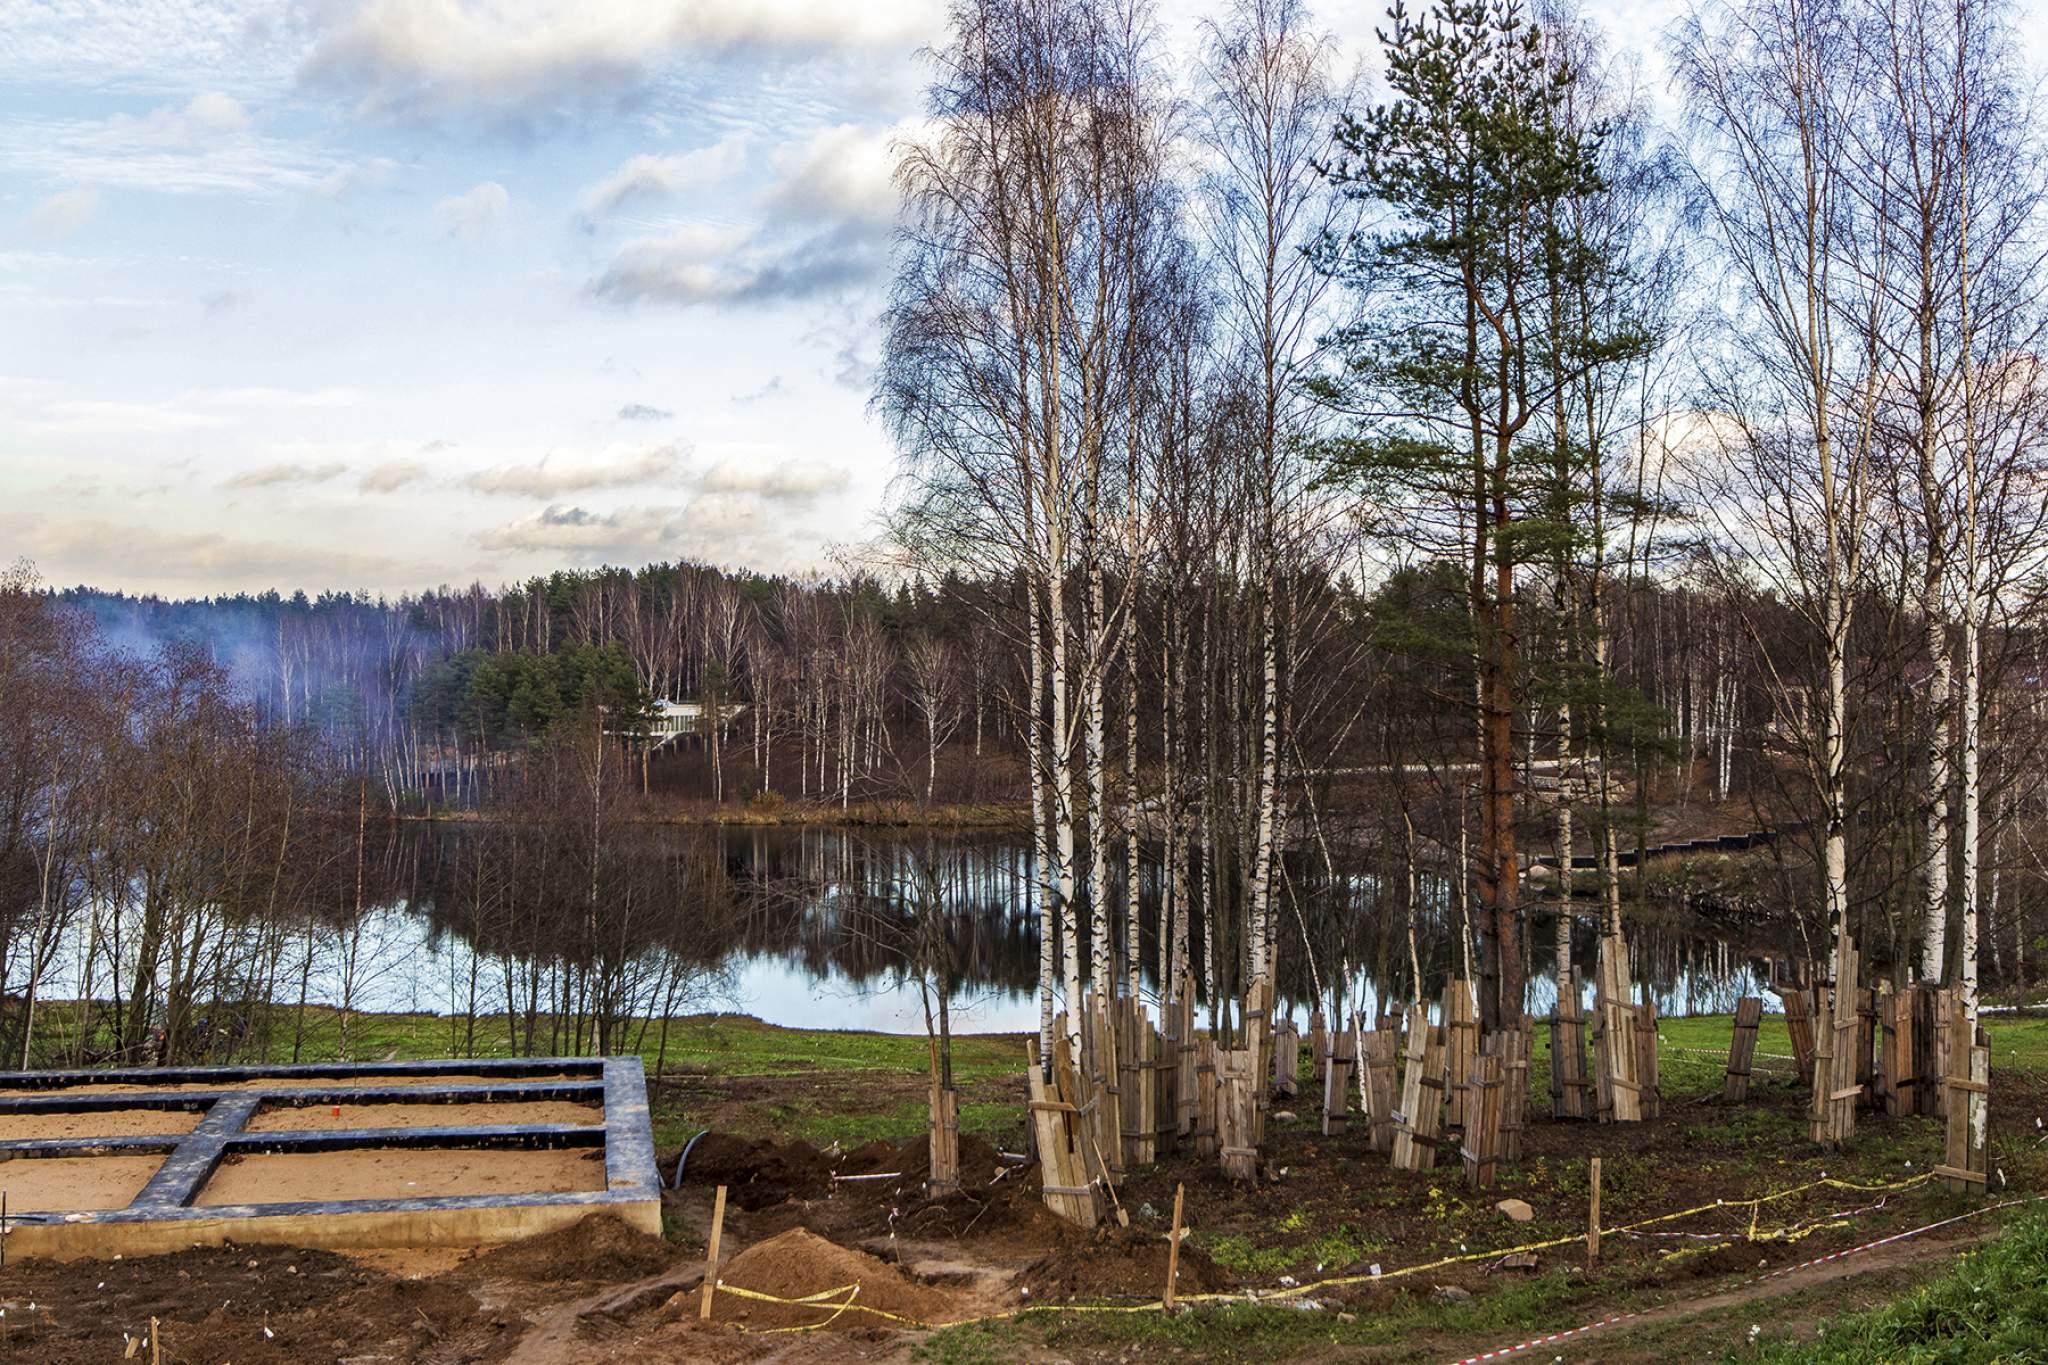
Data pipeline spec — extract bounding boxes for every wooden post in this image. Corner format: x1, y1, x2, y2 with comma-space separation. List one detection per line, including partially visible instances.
1724, 996, 1762, 1102
1498, 1019, 1530, 1164
1163, 1183, 1186, 1312
699, 1184, 728, 1321
1810, 934, 1861, 1149
1175, 981, 1198, 1140
150, 1317, 160, 1365
1392, 1002, 1444, 1171
1593, 933, 1641, 1123
1441, 978, 1478, 1130
1217, 1047, 1259, 1182
1364, 1024, 1400, 1154
1310, 1009, 1328, 1089
1194, 1033, 1218, 1159
1781, 981, 1817, 1086
928, 1080, 961, 1197
1587, 1157, 1602, 1263
1634, 991, 1661, 1121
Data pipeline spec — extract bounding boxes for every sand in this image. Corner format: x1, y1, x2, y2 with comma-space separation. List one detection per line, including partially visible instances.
194, 1147, 609, 1206
0, 1154, 164, 1212
4, 1108, 204, 1139
245, 1100, 603, 1132
0, 1072, 582, 1097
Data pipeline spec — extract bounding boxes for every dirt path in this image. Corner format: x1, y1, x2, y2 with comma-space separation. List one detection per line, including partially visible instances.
1440, 1224, 1997, 1363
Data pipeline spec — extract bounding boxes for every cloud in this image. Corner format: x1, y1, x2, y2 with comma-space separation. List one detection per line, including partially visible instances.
433, 180, 511, 238
578, 135, 749, 217
25, 188, 101, 236
313, 157, 402, 198
298, 0, 939, 122
0, 103, 346, 198
587, 122, 900, 309
617, 403, 672, 422
465, 442, 681, 496
201, 288, 250, 315
223, 461, 348, 488
108, 92, 251, 145
733, 376, 784, 404
475, 493, 790, 566
591, 219, 879, 307
698, 455, 848, 500
360, 459, 429, 492
17, 516, 402, 591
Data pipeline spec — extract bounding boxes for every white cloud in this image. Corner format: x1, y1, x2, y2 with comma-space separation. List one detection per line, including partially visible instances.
578, 134, 750, 217
465, 442, 681, 496
765, 122, 900, 227
107, 92, 251, 145
25, 188, 101, 236
699, 455, 849, 500
299, 0, 940, 121
433, 180, 511, 238
14, 516, 404, 591
361, 459, 429, 493
591, 219, 878, 307
223, 461, 348, 488
313, 157, 402, 198
474, 492, 810, 568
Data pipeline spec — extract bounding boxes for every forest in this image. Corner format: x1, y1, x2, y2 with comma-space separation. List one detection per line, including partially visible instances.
5, 0, 2046, 1077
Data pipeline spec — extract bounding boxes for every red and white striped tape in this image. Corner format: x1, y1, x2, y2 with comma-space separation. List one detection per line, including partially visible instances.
1445, 1196, 2033, 1365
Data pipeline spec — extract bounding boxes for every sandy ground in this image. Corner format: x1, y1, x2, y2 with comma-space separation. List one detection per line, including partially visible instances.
244, 1100, 603, 1131
4, 1109, 203, 1139
195, 1147, 609, 1205
0, 1072, 582, 1096
0, 1154, 164, 1211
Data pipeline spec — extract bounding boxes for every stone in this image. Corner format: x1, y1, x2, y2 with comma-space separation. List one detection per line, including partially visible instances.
1432, 1285, 1472, 1302
1496, 1198, 1535, 1222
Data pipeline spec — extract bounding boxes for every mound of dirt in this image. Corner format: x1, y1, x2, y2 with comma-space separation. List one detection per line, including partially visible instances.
1019, 1226, 1236, 1302
712, 1227, 965, 1330
676, 1134, 836, 1208
466, 1213, 676, 1283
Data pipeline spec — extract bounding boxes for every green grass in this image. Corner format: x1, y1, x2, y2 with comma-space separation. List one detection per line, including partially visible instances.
1753, 1212, 2048, 1362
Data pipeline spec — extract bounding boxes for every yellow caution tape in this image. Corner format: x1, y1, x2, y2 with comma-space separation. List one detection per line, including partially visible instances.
700, 1170, 1944, 1334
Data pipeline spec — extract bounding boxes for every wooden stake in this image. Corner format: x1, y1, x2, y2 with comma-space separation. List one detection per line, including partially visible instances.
150, 1317, 161, 1365
698, 1184, 728, 1322
1163, 1182, 1186, 1312
1587, 1157, 1602, 1264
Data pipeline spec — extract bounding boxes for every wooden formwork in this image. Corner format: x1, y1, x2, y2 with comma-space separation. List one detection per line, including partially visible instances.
1549, 966, 1592, 1120
1323, 1019, 1356, 1136
1362, 1024, 1400, 1154
1215, 1047, 1259, 1183
1461, 1050, 1505, 1190
1025, 1038, 1101, 1229
1440, 979, 1479, 1132
1724, 996, 1764, 1102
1117, 996, 1158, 1168
1310, 1010, 1328, 1090
1080, 997, 1125, 1180
1273, 1018, 1301, 1101
1808, 934, 1862, 1150
1939, 999, 1989, 1195
1392, 1003, 1444, 1172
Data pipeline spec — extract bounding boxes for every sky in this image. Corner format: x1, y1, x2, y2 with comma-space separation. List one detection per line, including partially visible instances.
5, 0, 2043, 600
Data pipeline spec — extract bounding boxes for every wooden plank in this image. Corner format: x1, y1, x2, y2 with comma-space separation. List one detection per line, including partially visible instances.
1724, 996, 1763, 1102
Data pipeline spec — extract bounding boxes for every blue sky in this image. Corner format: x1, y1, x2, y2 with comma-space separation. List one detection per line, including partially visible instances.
5, 0, 2041, 598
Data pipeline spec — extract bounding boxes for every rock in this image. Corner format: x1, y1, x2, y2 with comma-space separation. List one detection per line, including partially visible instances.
1337, 1311, 1357, 1324
1496, 1198, 1535, 1223
1433, 1285, 1473, 1302
1138, 1203, 1156, 1219
1490, 1251, 1541, 1273
1273, 1110, 1299, 1123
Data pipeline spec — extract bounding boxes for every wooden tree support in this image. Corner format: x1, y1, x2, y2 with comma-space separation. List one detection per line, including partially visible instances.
1634, 992, 1661, 1121
1173, 981, 1198, 1140
1119, 997, 1157, 1168
1391, 1003, 1444, 1172
1461, 1052, 1504, 1190
1310, 1010, 1328, 1090
1779, 980, 1818, 1086
1273, 1018, 1301, 1102
927, 1081, 960, 1197
1724, 996, 1763, 1103
1362, 1020, 1400, 1155
1194, 1034, 1218, 1159
1496, 1019, 1530, 1163
1808, 934, 1861, 1150
1939, 1000, 1989, 1195
1323, 1018, 1356, 1136
1215, 1047, 1259, 1183
1550, 966, 1591, 1120
1440, 979, 1479, 1131
1083, 994, 1126, 1180
1025, 1037, 1101, 1229
1592, 934, 1642, 1123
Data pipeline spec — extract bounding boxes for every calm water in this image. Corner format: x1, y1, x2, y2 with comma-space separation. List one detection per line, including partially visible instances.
39, 825, 1791, 1035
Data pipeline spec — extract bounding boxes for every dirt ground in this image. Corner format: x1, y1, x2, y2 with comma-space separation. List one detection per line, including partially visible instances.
0, 1069, 2038, 1363
195, 1147, 610, 1205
